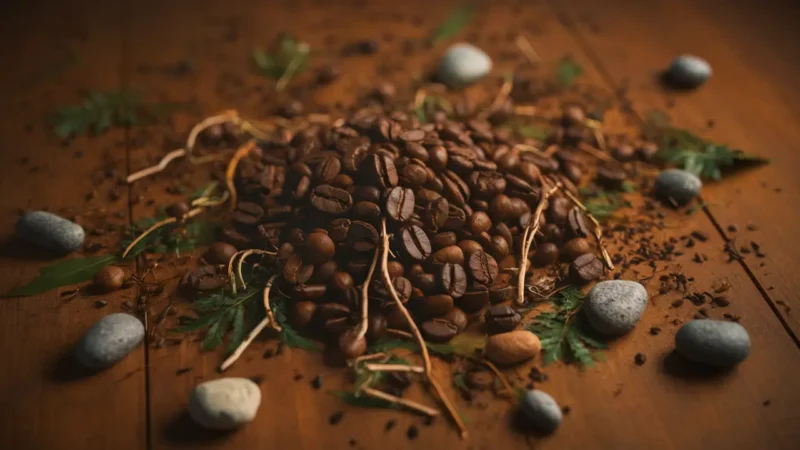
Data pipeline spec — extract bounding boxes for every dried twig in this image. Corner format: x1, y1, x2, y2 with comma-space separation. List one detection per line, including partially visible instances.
126, 149, 187, 183
353, 353, 387, 366
577, 142, 612, 162
226, 140, 257, 212
387, 328, 414, 339
365, 363, 425, 374
479, 76, 513, 120
263, 275, 281, 333
515, 35, 541, 66
227, 249, 276, 293
360, 387, 441, 417
517, 183, 561, 305
561, 189, 615, 270
121, 207, 203, 259
219, 274, 278, 372
356, 242, 381, 340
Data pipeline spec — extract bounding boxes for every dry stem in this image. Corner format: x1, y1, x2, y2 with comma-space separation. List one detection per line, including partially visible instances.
515, 35, 542, 65
353, 353, 387, 366
263, 275, 281, 333
126, 149, 187, 183
360, 387, 440, 417
226, 140, 257, 212
577, 142, 612, 162
121, 207, 203, 259
365, 363, 425, 374
227, 249, 277, 293
218, 274, 278, 372
356, 242, 381, 340
386, 328, 413, 339
517, 183, 561, 305
479, 76, 513, 120
469, 357, 515, 402
379, 219, 467, 439
561, 188, 615, 270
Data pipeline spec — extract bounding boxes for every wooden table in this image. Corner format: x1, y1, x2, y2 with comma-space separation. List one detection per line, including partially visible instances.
2, 0, 799, 448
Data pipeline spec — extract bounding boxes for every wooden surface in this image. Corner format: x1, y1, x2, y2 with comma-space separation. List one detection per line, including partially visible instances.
2, 0, 800, 449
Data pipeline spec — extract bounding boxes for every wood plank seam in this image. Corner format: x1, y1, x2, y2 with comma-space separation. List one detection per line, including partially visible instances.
541, 0, 800, 349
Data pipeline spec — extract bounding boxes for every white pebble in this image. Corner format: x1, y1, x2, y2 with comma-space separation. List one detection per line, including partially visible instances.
667, 55, 711, 88
584, 280, 648, 336
16, 211, 85, 254
76, 313, 144, 370
189, 378, 261, 430
520, 390, 562, 433
436, 43, 492, 88
654, 169, 703, 206
676, 320, 751, 367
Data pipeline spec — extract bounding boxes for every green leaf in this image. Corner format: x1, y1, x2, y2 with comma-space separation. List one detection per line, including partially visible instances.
566, 328, 595, 368
4, 254, 119, 297
515, 124, 550, 141
227, 305, 247, 352
620, 181, 637, 193
252, 34, 311, 90
430, 4, 476, 44
452, 372, 469, 392
556, 56, 583, 87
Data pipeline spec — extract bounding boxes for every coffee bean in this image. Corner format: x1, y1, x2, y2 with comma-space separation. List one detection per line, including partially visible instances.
468, 250, 498, 285
485, 304, 522, 334
325, 317, 351, 338
412, 272, 438, 294
386, 187, 415, 222
612, 143, 636, 162
443, 205, 467, 230
166, 202, 190, 219
419, 294, 454, 317
521, 152, 559, 173
427, 145, 448, 171
404, 142, 429, 161
532, 242, 560, 266
305, 231, 335, 264
352, 201, 382, 223
432, 232, 457, 249
400, 225, 431, 261
422, 197, 449, 231
205, 242, 237, 265
489, 194, 514, 221
386, 261, 405, 278
347, 221, 379, 252
366, 314, 388, 341
570, 253, 604, 284
457, 239, 483, 256
439, 263, 467, 298
295, 284, 328, 299
292, 175, 311, 199
400, 162, 428, 187
352, 185, 381, 203
399, 129, 425, 142
283, 254, 304, 284
314, 303, 351, 324
347, 260, 370, 284
421, 318, 459, 343
293, 301, 317, 328
338, 330, 367, 359
332, 272, 354, 291
328, 218, 351, 242
441, 170, 469, 207
312, 260, 338, 284
561, 238, 591, 262
458, 285, 489, 312
432, 245, 465, 266
487, 235, 510, 259
232, 202, 264, 229
315, 155, 342, 184
469, 171, 506, 197
541, 223, 564, 244
518, 161, 542, 185
221, 225, 251, 247
509, 198, 530, 218
567, 208, 591, 238
547, 197, 571, 224
446, 307, 468, 332
467, 211, 492, 234
311, 185, 353, 214
596, 164, 627, 187
489, 285, 515, 304
359, 153, 398, 188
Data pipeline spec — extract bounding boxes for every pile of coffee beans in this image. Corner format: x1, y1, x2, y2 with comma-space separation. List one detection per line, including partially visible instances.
182, 105, 619, 358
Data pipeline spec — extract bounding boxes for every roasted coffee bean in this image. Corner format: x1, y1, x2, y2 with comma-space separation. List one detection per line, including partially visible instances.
489, 194, 514, 221
489, 285, 515, 304
283, 254, 304, 284
305, 231, 335, 264
328, 218, 351, 242
487, 235, 510, 259
547, 196, 571, 224
521, 152, 559, 173
468, 251, 498, 285
432, 232, 457, 249
424, 170, 444, 192
182, 265, 227, 292
470, 198, 489, 213
277, 242, 294, 260
423, 197, 449, 230
570, 253, 604, 284
342, 144, 368, 173
419, 295, 454, 317
563, 162, 583, 183
332, 271, 354, 291
400, 162, 428, 187
166, 202, 190, 219
293, 301, 317, 328
467, 211, 492, 234
404, 142, 429, 161
393, 277, 413, 302
352, 185, 381, 203
310, 185, 353, 214
439, 263, 467, 298
352, 201, 382, 223
421, 318, 459, 343
443, 204, 467, 230
315, 155, 342, 184
567, 207, 591, 238
532, 243, 560, 267
314, 303, 351, 323
325, 317, 350, 338
400, 225, 431, 261
232, 202, 264, 228
638, 142, 659, 161
498, 254, 517, 271
359, 153, 398, 188
312, 260, 338, 283
347, 220, 379, 252
366, 314, 388, 341
386, 186, 415, 222
541, 223, 564, 244
445, 307, 468, 333
458, 285, 489, 312
468, 171, 506, 198
457, 239, 484, 256
612, 143, 636, 161
347, 260, 370, 283
596, 164, 627, 187
427, 145, 448, 171
411, 272, 437, 294
331, 173, 353, 189
386, 261, 405, 278
291, 175, 311, 199
517, 161, 542, 185
485, 304, 522, 334
494, 222, 513, 247
205, 242, 237, 264
295, 284, 328, 299
441, 170, 469, 207
415, 188, 441, 206
561, 237, 591, 262
399, 129, 426, 142
221, 225, 251, 247
562, 105, 586, 127
509, 198, 530, 219
432, 245, 465, 266
338, 330, 367, 359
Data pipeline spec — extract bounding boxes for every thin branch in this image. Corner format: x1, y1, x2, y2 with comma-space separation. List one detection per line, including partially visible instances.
226, 140, 257, 212
561, 189, 615, 270
121, 207, 203, 259
365, 363, 425, 374
577, 142, 612, 162
218, 275, 278, 372
386, 328, 413, 339
356, 243, 381, 340
515, 34, 541, 66
227, 249, 276, 293
517, 183, 561, 305
185, 110, 239, 157
478, 75, 513, 120
353, 353, 387, 366
126, 149, 187, 183
428, 376, 468, 438
360, 387, 441, 417
263, 275, 281, 332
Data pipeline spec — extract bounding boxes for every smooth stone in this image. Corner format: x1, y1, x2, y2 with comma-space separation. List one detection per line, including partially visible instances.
189, 378, 262, 430
667, 54, 711, 88
584, 280, 648, 336
437, 43, 493, 88
675, 320, 751, 367
654, 169, 703, 206
520, 390, 562, 434
16, 211, 85, 254
76, 313, 145, 370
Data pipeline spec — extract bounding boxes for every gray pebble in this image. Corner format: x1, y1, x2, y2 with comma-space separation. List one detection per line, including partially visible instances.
436, 43, 492, 88
584, 280, 648, 336
189, 378, 261, 430
676, 320, 751, 367
76, 313, 144, 370
667, 55, 711, 88
16, 211, 84, 254
520, 390, 562, 433
654, 169, 703, 206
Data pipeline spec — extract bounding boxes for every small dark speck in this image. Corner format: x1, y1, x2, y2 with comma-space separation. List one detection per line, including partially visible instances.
311, 375, 323, 390
407, 425, 419, 440
649, 326, 661, 336
634, 353, 647, 365
562, 405, 571, 415
293, 373, 303, 381
93, 300, 108, 308
329, 411, 344, 425
263, 348, 274, 359
727, 225, 737, 233
385, 419, 396, 432
422, 415, 434, 426
349, 439, 357, 447
176, 368, 191, 375
763, 400, 771, 407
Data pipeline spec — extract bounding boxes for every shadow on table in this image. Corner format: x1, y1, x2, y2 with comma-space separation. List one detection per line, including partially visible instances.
49, 348, 95, 382
661, 350, 736, 380
0, 235, 63, 262
163, 411, 236, 444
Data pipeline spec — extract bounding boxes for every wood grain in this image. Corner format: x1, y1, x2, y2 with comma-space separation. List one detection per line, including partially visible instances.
551, 0, 800, 338
0, 1, 146, 449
